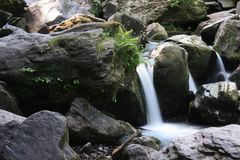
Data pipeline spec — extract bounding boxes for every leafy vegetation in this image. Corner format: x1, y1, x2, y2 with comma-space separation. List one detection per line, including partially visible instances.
90, 0, 103, 16
170, 0, 192, 7
20, 67, 37, 73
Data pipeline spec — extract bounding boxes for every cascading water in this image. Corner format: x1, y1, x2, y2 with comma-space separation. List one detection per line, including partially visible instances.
189, 71, 197, 93
208, 52, 229, 82
136, 64, 163, 125
137, 62, 201, 146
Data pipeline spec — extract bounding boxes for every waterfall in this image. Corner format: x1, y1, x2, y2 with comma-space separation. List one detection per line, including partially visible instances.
215, 52, 228, 81
136, 63, 163, 125
189, 71, 197, 93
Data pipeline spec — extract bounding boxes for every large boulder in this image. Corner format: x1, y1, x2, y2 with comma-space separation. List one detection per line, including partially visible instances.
114, 144, 158, 160
0, 82, 22, 115
214, 19, 240, 67
0, 110, 79, 160
167, 34, 212, 83
0, 109, 25, 127
0, 0, 26, 16
144, 23, 168, 42
103, 0, 206, 25
195, 9, 237, 44
25, 0, 91, 32
154, 125, 240, 159
151, 42, 189, 119
189, 81, 239, 125
66, 98, 125, 144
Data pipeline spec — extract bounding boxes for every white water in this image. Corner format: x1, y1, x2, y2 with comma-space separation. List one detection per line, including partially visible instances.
215, 52, 228, 81
136, 64, 163, 125
137, 63, 201, 145
189, 71, 197, 93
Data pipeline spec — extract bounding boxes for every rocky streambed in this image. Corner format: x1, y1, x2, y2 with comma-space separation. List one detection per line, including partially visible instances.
0, 0, 240, 160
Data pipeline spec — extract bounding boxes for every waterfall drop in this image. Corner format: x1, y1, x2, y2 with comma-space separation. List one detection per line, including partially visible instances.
189, 71, 197, 93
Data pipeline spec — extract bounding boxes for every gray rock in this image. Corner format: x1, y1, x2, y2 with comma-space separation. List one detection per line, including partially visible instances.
218, 0, 236, 8
116, 144, 158, 160
0, 84, 22, 115
0, 110, 79, 160
25, 0, 92, 32
189, 81, 239, 125
144, 23, 168, 42
151, 42, 189, 119
195, 9, 237, 44
109, 13, 146, 36
214, 19, 240, 65
154, 125, 240, 160
0, 109, 25, 127
167, 34, 212, 83
66, 98, 125, 144
131, 136, 161, 151
237, 1, 240, 15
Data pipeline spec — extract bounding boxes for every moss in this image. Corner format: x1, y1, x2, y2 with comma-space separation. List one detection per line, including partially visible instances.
48, 38, 61, 47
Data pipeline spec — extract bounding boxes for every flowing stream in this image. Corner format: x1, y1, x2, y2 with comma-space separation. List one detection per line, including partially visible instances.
137, 63, 201, 146
189, 71, 197, 93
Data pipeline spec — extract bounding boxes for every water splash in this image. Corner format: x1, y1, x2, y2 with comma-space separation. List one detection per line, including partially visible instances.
215, 52, 228, 81
136, 63, 163, 125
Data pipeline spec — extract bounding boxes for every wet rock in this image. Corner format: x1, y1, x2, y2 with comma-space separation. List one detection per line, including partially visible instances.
237, 1, 240, 15
25, 0, 91, 32
115, 144, 158, 160
0, 83, 22, 115
0, 110, 79, 160
144, 23, 168, 42
195, 9, 237, 44
167, 34, 212, 83
152, 42, 189, 120
218, 0, 236, 8
0, 0, 26, 16
109, 13, 146, 36
66, 98, 125, 144
204, 0, 222, 13
0, 28, 13, 38
154, 125, 240, 160
214, 19, 240, 67
189, 81, 239, 125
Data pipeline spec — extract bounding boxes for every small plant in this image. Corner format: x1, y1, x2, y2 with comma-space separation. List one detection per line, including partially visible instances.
34, 77, 52, 84
170, 0, 192, 7
114, 27, 143, 71
73, 79, 80, 85
20, 67, 36, 73
90, 0, 103, 16
48, 38, 60, 46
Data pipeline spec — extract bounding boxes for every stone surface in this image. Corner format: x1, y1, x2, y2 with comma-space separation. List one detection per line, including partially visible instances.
195, 9, 237, 44
0, 109, 25, 127
189, 81, 239, 125
109, 13, 146, 36
0, 111, 79, 160
214, 19, 240, 66
115, 144, 158, 160
154, 125, 240, 160
144, 23, 168, 42
218, 0, 236, 8
131, 136, 161, 151
237, 1, 240, 15
152, 42, 189, 120
66, 98, 125, 144
25, 0, 91, 32
167, 34, 212, 83
0, 84, 22, 115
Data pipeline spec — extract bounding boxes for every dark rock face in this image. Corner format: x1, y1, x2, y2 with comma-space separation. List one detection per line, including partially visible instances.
0, 110, 79, 160
152, 42, 189, 120
230, 64, 240, 88
66, 98, 125, 144
189, 82, 239, 125
167, 34, 212, 83
0, 0, 26, 16
0, 10, 12, 27
154, 125, 240, 160
214, 19, 240, 67
0, 83, 22, 115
